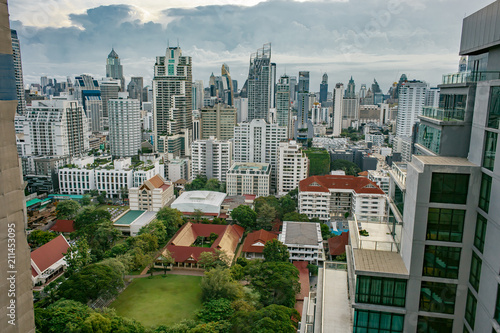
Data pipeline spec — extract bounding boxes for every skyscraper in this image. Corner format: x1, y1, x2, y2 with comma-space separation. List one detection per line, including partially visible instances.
221, 63, 235, 106
332, 83, 344, 137
153, 46, 192, 157
106, 48, 124, 91
319, 73, 328, 105
0, 2, 35, 330
298, 71, 310, 93
276, 74, 291, 135
345, 76, 356, 98
396, 80, 427, 138
127, 77, 143, 104
99, 79, 120, 130
247, 43, 272, 121
10, 30, 26, 115
108, 97, 141, 157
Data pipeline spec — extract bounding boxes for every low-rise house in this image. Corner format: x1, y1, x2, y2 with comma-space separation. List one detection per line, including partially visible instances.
279, 221, 325, 264
129, 174, 174, 211
31, 235, 70, 287
241, 229, 278, 260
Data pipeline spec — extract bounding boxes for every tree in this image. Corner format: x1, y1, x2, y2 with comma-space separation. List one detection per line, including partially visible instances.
282, 212, 310, 222
246, 261, 300, 308
331, 159, 361, 176
205, 178, 221, 192
81, 195, 92, 206
138, 219, 168, 245
188, 321, 231, 333
35, 300, 92, 333
200, 267, 243, 302
27, 230, 57, 248
254, 196, 281, 219
156, 249, 174, 274
191, 209, 204, 223
185, 174, 208, 191
288, 188, 299, 206
231, 205, 257, 229
320, 223, 332, 240
197, 298, 234, 323
307, 264, 318, 276
81, 312, 111, 333
56, 200, 81, 220
74, 206, 111, 232
231, 305, 300, 333
64, 237, 92, 276
263, 239, 290, 262
256, 203, 276, 230
58, 263, 124, 304
156, 207, 185, 238
198, 250, 229, 270
279, 195, 296, 217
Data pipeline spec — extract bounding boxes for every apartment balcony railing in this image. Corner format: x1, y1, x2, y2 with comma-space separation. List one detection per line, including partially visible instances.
442, 71, 500, 85
421, 106, 465, 122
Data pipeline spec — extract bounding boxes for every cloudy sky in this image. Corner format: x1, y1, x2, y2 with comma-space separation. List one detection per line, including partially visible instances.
9, 0, 495, 93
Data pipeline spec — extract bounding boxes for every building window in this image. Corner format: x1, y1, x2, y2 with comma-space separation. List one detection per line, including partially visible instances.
469, 252, 482, 293
417, 316, 453, 333
417, 124, 442, 154
353, 309, 404, 333
420, 281, 457, 314
426, 208, 464, 242
423, 245, 461, 279
483, 131, 498, 171
430, 173, 469, 204
465, 289, 477, 329
479, 173, 492, 213
355, 276, 407, 307
474, 214, 487, 253
394, 184, 405, 217
487, 86, 500, 129
495, 286, 500, 325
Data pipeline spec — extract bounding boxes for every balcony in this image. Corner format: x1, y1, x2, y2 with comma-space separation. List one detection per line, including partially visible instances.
421, 106, 465, 122
442, 71, 500, 85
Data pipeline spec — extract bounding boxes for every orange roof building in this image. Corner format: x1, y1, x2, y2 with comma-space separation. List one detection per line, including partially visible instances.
241, 229, 278, 260
31, 235, 70, 286
50, 219, 75, 233
161, 222, 244, 268
298, 175, 386, 221
328, 232, 350, 257
129, 174, 174, 211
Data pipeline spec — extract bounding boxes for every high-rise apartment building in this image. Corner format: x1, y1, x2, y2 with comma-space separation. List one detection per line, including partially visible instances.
233, 119, 287, 193
396, 80, 427, 138
200, 104, 237, 140
153, 46, 192, 157
332, 83, 344, 137
277, 140, 309, 196
247, 43, 272, 121
108, 98, 141, 157
298, 71, 310, 93
226, 162, 271, 197
193, 80, 204, 110
106, 48, 124, 91
10, 29, 26, 115
345, 76, 356, 98
0, 4, 35, 329
342, 77, 359, 129
24, 100, 89, 157
276, 74, 291, 132
99, 79, 120, 129
221, 63, 235, 106
191, 138, 233, 182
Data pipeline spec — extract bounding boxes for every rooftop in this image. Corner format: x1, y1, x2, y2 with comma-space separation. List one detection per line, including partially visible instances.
299, 175, 385, 195
282, 221, 321, 246
352, 249, 408, 278
50, 219, 75, 233
31, 235, 70, 277
229, 162, 269, 172
413, 155, 477, 167
242, 229, 278, 253
172, 191, 227, 207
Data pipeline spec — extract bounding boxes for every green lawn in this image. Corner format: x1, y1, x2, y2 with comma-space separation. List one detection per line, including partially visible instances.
110, 275, 203, 328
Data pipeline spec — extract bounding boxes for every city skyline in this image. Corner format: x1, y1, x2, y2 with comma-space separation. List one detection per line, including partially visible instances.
10, 0, 495, 90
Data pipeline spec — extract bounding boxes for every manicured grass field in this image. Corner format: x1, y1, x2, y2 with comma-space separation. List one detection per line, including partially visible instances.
110, 275, 203, 328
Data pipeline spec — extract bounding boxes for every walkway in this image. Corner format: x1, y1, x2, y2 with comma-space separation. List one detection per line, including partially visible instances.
322, 269, 352, 332
124, 268, 205, 279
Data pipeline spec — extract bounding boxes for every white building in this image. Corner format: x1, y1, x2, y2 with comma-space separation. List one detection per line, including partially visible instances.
108, 98, 141, 157
24, 100, 89, 157
233, 119, 287, 192
367, 169, 390, 194
332, 83, 343, 137
393, 136, 413, 163
132, 159, 162, 187
171, 190, 227, 217
166, 158, 191, 182
365, 133, 385, 146
396, 80, 427, 138
298, 175, 386, 221
129, 175, 174, 211
279, 221, 325, 264
191, 138, 233, 182
95, 158, 133, 198
226, 162, 271, 197
277, 140, 309, 196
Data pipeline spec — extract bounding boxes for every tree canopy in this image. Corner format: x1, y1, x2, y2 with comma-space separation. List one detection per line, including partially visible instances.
200, 267, 243, 303
231, 305, 300, 333
156, 207, 185, 239
263, 239, 290, 262
56, 200, 81, 220
330, 159, 361, 176
230, 205, 257, 230
304, 148, 330, 176
27, 230, 58, 249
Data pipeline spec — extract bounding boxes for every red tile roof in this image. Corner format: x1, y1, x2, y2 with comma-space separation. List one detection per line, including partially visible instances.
299, 175, 384, 195
328, 232, 350, 256
50, 220, 75, 233
242, 229, 278, 254
31, 235, 70, 277
358, 171, 369, 177
244, 194, 256, 201
166, 223, 245, 264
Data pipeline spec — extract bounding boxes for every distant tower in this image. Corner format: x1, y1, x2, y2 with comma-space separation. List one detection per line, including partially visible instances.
298, 71, 310, 93
247, 43, 272, 121
319, 73, 328, 105
10, 30, 26, 115
332, 83, 344, 137
106, 48, 125, 91
276, 75, 291, 133
127, 77, 143, 104
221, 63, 235, 106
459, 56, 467, 72
345, 76, 356, 98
